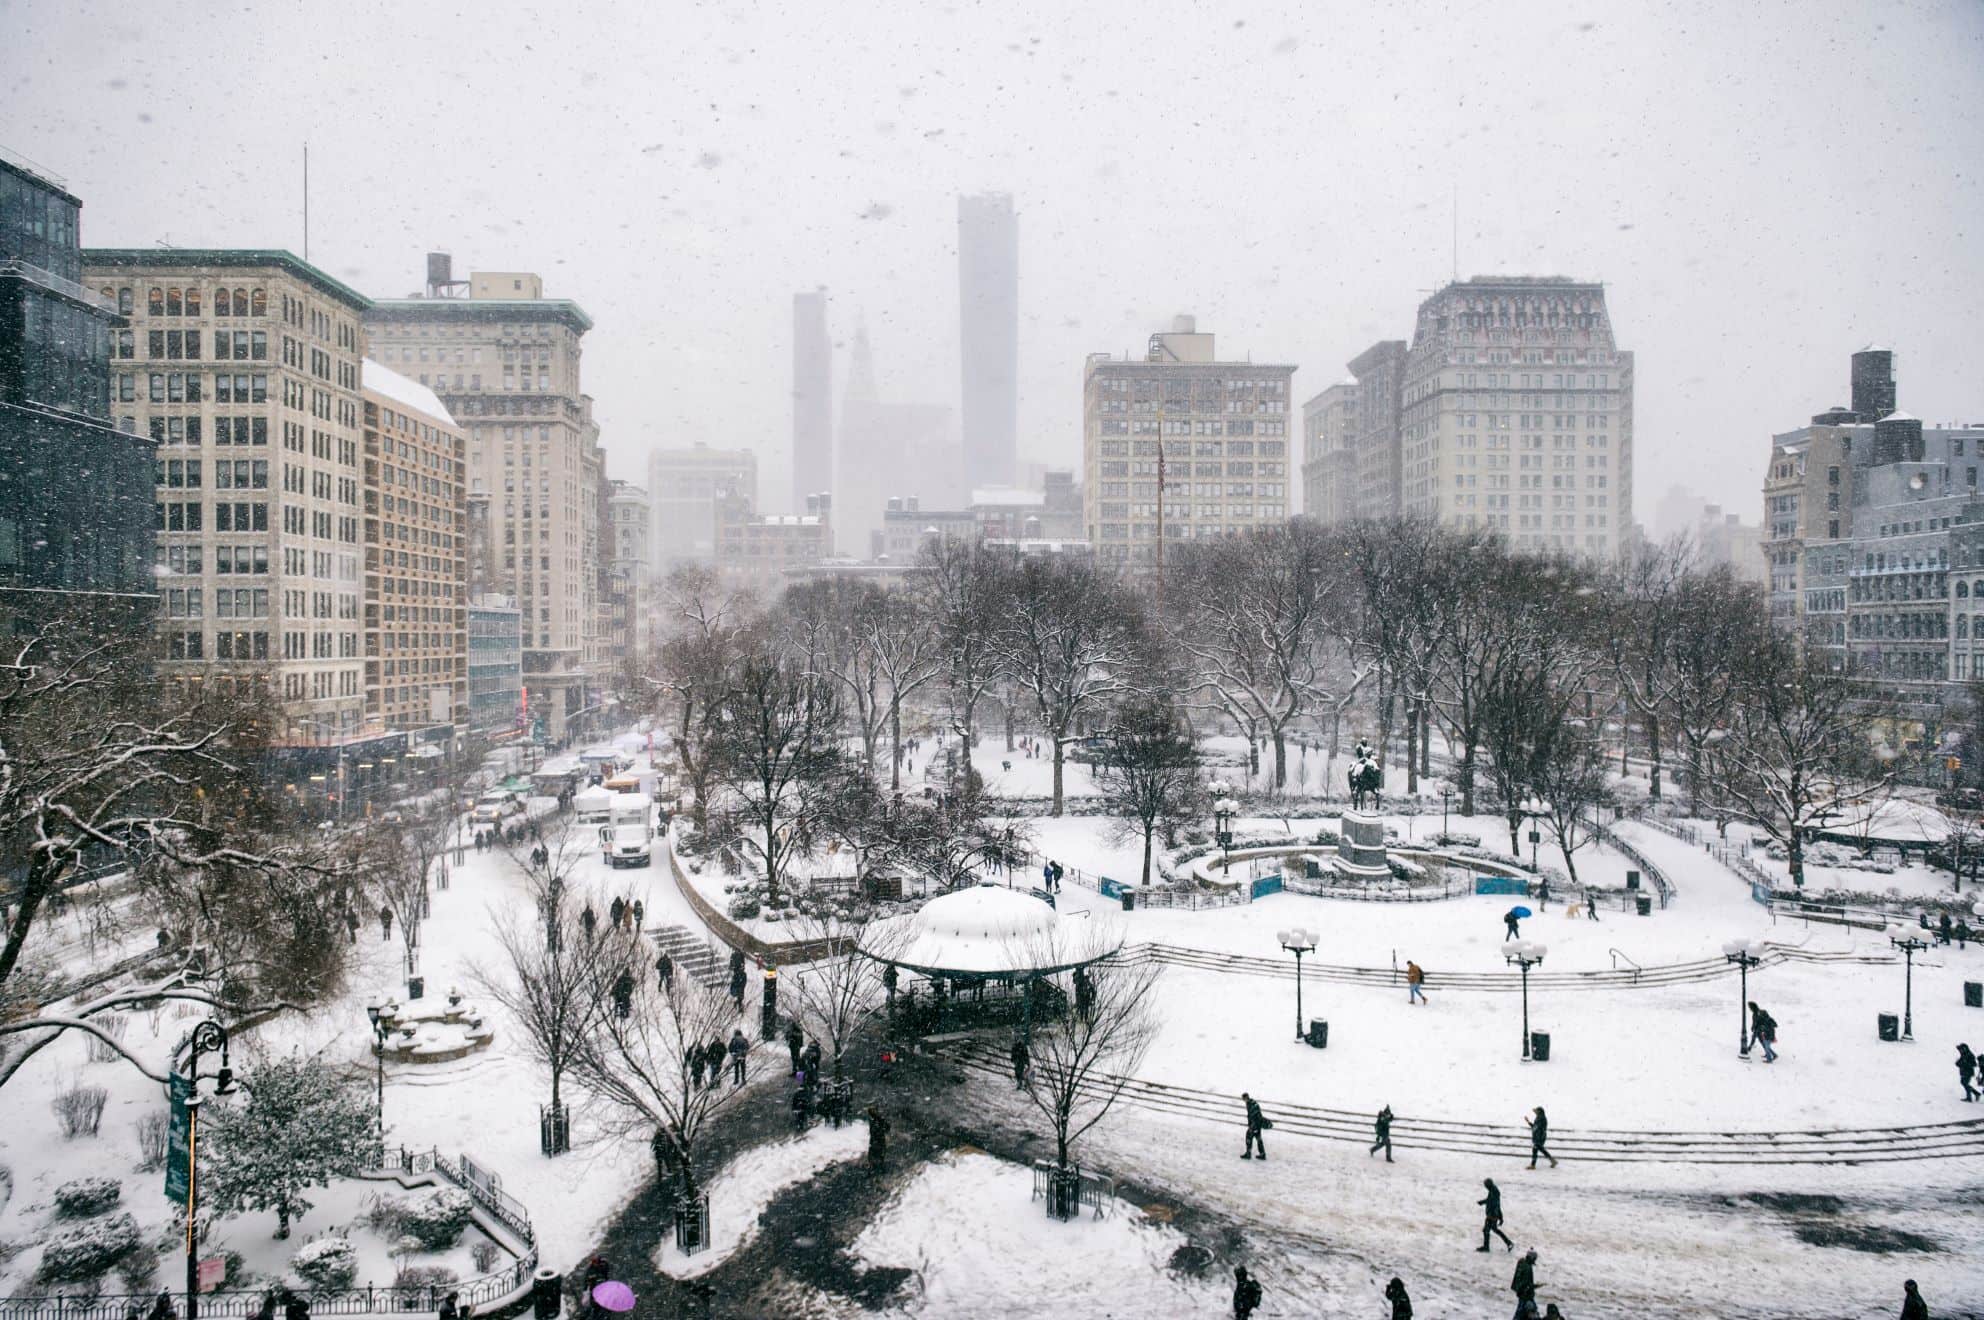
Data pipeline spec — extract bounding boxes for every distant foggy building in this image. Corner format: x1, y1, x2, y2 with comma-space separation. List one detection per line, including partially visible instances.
647, 442, 757, 568
1690, 503, 1765, 585
875, 496, 976, 562
607, 479, 651, 662
836, 325, 958, 560
1300, 380, 1358, 524
1401, 277, 1634, 556
715, 490, 830, 590
1081, 316, 1296, 569
958, 192, 1018, 492
971, 469, 1081, 542
792, 290, 832, 514
1348, 342, 1406, 518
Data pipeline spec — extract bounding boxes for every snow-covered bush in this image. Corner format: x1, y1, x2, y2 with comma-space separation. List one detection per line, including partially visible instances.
134, 1110, 171, 1170
470, 1239, 502, 1273
726, 897, 761, 920
394, 1264, 458, 1297
51, 1084, 109, 1138
54, 1176, 122, 1217
290, 1235, 357, 1290
116, 1240, 161, 1291
84, 1013, 130, 1064
36, 1211, 141, 1281
399, 1186, 476, 1249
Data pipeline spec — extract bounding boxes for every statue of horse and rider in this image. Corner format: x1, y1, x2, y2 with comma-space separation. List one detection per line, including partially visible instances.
1348, 754, 1382, 812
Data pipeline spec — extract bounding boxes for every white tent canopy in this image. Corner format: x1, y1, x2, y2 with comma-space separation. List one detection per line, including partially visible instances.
859, 884, 1121, 979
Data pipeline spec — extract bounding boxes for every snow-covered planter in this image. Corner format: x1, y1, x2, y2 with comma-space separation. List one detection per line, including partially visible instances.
399, 1187, 476, 1249
290, 1236, 358, 1290
37, 1211, 141, 1281
727, 897, 761, 920
54, 1176, 123, 1218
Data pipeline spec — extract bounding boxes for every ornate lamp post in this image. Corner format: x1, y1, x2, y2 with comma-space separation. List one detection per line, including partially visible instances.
1519, 795, 1552, 871
1276, 926, 1318, 1043
1210, 779, 1238, 875
1440, 785, 1454, 843
365, 999, 398, 1132
1504, 940, 1547, 1060
1721, 938, 1766, 1057
182, 1020, 236, 1320
1887, 925, 1929, 1040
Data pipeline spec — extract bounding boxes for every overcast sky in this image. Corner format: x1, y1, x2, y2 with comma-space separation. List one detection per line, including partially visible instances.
4, 0, 1980, 531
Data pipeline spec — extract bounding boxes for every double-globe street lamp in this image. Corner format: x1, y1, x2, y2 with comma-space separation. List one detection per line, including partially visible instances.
365, 999, 399, 1133
1504, 940, 1548, 1061
1721, 938, 1767, 1058
1518, 795, 1552, 872
1210, 779, 1239, 875
1885, 925, 1930, 1041
181, 1020, 236, 1320
1277, 926, 1319, 1044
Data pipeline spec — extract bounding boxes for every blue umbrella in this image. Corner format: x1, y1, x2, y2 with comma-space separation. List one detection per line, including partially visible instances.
1509, 906, 1533, 919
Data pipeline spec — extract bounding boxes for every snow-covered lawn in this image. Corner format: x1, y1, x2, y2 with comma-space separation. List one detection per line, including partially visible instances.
652, 1121, 870, 1280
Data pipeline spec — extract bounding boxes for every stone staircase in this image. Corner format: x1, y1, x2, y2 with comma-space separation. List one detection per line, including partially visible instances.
647, 922, 729, 987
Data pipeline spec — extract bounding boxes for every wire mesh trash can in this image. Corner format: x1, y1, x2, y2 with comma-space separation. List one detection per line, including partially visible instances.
531, 1268, 562, 1320
407, 975, 425, 999
1635, 895, 1652, 916
1529, 1031, 1551, 1062
1966, 981, 1982, 1009
1306, 1018, 1328, 1049
1878, 1013, 1900, 1042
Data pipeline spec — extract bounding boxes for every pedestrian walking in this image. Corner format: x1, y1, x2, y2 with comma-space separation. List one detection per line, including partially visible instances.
1232, 1266, 1263, 1320
1901, 1279, 1928, 1320
438, 1292, 459, 1320
1748, 1002, 1778, 1063
1513, 1299, 1540, 1320
1511, 1247, 1539, 1302
801, 1038, 823, 1083
581, 1256, 610, 1293
866, 1105, 889, 1169
632, 899, 644, 928
147, 1292, 175, 1320
612, 969, 635, 1019
1958, 1043, 1979, 1102
728, 1028, 749, 1086
253, 1292, 277, 1320
1384, 1276, 1413, 1320
689, 1042, 706, 1090
1477, 1178, 1514, 1251
1241, 1092, 1269, 1160
1536, 878, 1550, 911
1042, 861, 1054, 890
1073, 966, 1095, 1021
344, 908, 359, 945
703, 1038, 725, 1091
790, 1083, 812, 1132
1370, 1104, 1395, 1162
1958, 918, 1972, 950
379, 905, 394, 940
1010, 1037, 1030, 1089
1504, 908, 1523, 941
1406, 960, 1428, 1005
1938, 912, 1953, 945
655, 950, 674, 990
610, 896, 626, 930
1542, 1306, 1564, 1320
729, 962, 747, 1008
1527, 1107, 1558, 1168
581, 904, 597, 939
1584, 886, 1600, 921
283, 1294, 310, 1320
785, 1021, 804, 1075
1051, 861, 1064, 891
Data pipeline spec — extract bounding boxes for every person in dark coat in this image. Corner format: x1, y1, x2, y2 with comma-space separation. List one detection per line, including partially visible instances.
1010, 1037, 1030, 1089
728, 1028, 749, 1086
704, 1038, 725, 1090
801, 1037, 823, 1081
253, 1292, 278, 1320
656, 950, 674, 990
1938, 912, 1953, 945
1901, 1279, 1927, 1320
581, 904, 597, 939
1748, 1002, 1778, 1063
1384, 1276, 1413, 1320
790, 1082, 812, 1132
380, 905, 394, 940
1511, 1248, 1539, 1301
1241, 1092, 1268, 1160
582, 1256, 610, 1293
1504, 908, 1522, 940
1957, 918, 1972, 950
866, 1105, 889, 1169
146, 1294, 176, 1320
610, 896, 626, 930
1958, 1043, 1979, 1102
784, 1021, 804, 1074
1051, 861, 1064, 891
1527, 1107, 1557, 1168
1478, 1178, 1514, 1251
1231, 1266, 1262, 1320
283, 1294, 310, 1320
729, 963, 747, 1008
438, 1293, 459, 1320
1370, 1104, 1395, 1162
689, 1041, 706, 1090
611, 969, 635, 1019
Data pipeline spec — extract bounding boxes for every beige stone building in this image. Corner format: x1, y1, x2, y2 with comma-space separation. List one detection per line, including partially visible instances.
1081, 317, 1296, 569
360, 361, 467, 738
1399, 277, 1634, 556
83, 249, 371, 743
1300, 380, 1357, 522
648, 443, 758, 567
364, 268, 606, 742
715, 492, 829, 590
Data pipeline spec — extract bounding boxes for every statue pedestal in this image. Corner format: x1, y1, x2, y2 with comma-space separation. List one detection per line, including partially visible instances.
1335, 811, 1391, 879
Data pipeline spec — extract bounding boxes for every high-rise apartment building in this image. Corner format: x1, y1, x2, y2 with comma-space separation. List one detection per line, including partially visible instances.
1347, 342, 1406, 517
647, 443, 758, 567
360, 360, 466, 740
467, 593, 523, 735
1081, 317, 1296, 568
1300, 380, 1358, 523
1400, 277, 1634, 556
2, 155, 154, 604
958, 192, 1018, 492
607, 479, 651, 662
364, 262, 603, 742
83, 248, 371, 738
793, 290, 832, 514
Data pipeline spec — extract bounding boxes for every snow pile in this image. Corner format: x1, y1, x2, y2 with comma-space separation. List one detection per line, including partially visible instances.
652, 1121, 870, 1279
847, 1151, 1220, 1319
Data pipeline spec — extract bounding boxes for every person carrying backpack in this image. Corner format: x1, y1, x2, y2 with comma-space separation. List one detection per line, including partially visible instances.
1241, 1092, 1269, 1160
1406, 960, 1428, 1005
1232, 1266, 1263, 1320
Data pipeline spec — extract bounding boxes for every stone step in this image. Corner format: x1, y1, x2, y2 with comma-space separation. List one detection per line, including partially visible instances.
648, 923, 728, 986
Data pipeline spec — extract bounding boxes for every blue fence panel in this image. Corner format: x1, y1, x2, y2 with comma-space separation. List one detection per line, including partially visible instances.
1249, 875, 1283, 901
1097, 875, 1128, 900
1473, 875, 1529, 897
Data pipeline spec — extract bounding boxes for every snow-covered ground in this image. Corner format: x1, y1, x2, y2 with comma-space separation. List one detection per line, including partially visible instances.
653, 1122, 870, 1280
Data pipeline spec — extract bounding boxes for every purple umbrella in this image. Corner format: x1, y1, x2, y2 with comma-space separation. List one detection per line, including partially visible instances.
591, 1282, 637, 1313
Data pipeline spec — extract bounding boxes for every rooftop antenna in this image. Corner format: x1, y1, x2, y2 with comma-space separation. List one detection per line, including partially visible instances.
1451, 185, 1458, 282
302, 142, 310, 262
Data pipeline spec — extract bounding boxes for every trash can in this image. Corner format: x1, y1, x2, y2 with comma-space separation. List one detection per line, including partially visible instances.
531, 1268, 562, 1320
1624, 871, 1640, 891
1306, 1018, 1328, 1049
1878, 1013, 1900, 1042
1966, 981, 1982, 1009
1635, 895, 1652, 917
1529, 1031, 1551, 1062
1120, 888, 1137, 912
406, 975, 425, 1000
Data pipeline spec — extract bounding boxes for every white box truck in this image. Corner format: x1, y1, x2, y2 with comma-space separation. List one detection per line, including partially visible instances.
573, 785, 614, 827
599, 792, 652, 867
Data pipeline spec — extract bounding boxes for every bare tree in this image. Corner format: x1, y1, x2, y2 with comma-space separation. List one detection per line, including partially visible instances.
710, 644, 846, 907
779, 577, 891, 776
1094, 696, 1203, 885
781, 910, 907, 1080
1013, 935, 1161, 1187
1607, 538, 1695, 801
1669, 566, 1770, 816
650, 565, 755, 830
1529, 718, 1615, 885
920, 537, 1012, 791
869, 584, 946, 792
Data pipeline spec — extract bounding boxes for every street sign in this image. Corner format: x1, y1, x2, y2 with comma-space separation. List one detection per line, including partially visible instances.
197, 1256, 226, 1292
164, 1072, 192, 1204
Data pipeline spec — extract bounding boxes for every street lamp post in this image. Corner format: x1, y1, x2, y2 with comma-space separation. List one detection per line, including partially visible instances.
1721, 938, 1766, 1057
1440, 786, 1454, 844
365, 999, 397, 1133
1519, 795, 1552, 872
1504, 940, 1547, 1061
1277, 927, 1318, 1044
182, 1020, 235, 1320
1210, 780, 1238, 875
1887, 926, 1929, 1040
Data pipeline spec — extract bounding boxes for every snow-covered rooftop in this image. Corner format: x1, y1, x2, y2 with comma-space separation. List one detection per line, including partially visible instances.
861, 884, 1119, 977
970, 487, 1045, 507
1880, 409, 1919, 423
363, 359, 457, 427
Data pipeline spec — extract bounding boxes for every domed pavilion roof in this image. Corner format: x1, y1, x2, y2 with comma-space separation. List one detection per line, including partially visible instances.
858, 884, 1120, 978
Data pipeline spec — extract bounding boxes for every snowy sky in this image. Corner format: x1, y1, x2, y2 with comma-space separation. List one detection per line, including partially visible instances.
3, 0, 1980, 527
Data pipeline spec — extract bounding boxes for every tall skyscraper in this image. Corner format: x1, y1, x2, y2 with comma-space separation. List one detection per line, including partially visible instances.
792, 290, 832, 513
1081, 316, 1296, 569
836, 325, 957, 558
958, 192, 1018, 493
